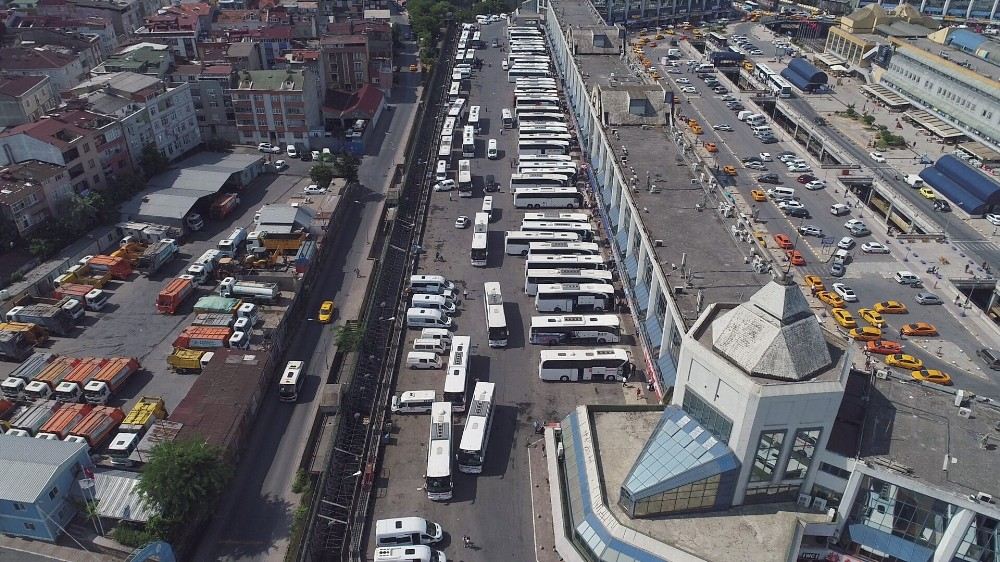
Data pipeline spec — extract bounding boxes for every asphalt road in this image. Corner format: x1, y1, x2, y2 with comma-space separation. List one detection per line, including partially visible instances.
368, 21, 631, 561
647, 33, 1000, 394
192, 25, 426, 562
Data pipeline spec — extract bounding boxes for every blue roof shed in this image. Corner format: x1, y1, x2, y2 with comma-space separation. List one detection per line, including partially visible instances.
918, 155, 1000, 214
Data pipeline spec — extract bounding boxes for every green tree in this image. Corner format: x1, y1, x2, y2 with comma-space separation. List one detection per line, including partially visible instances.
843, 104, 857, 118
333, 154, 360, 184
139, 144, 169, 178
28, 237, 57, 258
0, 217, 19, 254
334, 322, 364, 351
861, 114, 875, 126
137, 440, 231, 540
310, 163, 335, 187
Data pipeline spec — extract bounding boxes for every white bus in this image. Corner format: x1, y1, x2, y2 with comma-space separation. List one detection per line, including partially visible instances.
516, 123, 569, 134
438, 138, 452, 161
458, 159, 472, 196
449, 81, 460, 100
278, 360, 304, 402
471, 232, 488, 267
515, 95, 561, 109
425, 401, 453, 501
505, 231, 580, 256
483, 281, 508, 347
512, 186, 582, 208
471, 31, 482, 47
514, 89, 559, 98
515, 105, 561, 118
520, 220, 594, 241
517, 139, 570, 155
508, 67, 551, 82
511, 172, 573, 188
528, 241, 601, 256
474, 212, 489, 233
524, 268, 613, 295
529, 314, 622, 345
524, 211, 589, 223
517, 113, 566, 125
457, 381, 496, 474
441, 116, 457, 139
464, 49, 476, 64
508, 55, 551, 65
538, 348, 632, 382
517, 164, 577, 179
515, 77, 556, 85
519, 153, 571, 162
468, 105, 481, 133
462, 125, 475, 158
447, 98, 466, 119
525, 254, 606, 270
519, 133, 573, 143
535, 282, 615, 312
444, 335, 471, 411
502, 108, 514, 129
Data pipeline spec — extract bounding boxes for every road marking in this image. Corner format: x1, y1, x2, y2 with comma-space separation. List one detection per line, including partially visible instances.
527, 443, 541, 562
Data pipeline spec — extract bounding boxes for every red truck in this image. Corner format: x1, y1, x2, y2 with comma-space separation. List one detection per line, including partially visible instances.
52, 283, 110, 311
37, 402, 94, 439
172, 326, 233, 349
65, 405, 124, 448
85, 255, 132, 280
209, 193, 239, 220
156, 276, 195, 314
54, 357, 109, 402
83, 357, 140, 404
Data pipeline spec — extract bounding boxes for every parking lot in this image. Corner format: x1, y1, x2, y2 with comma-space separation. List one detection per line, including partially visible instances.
0, 151, 319, 412
368, 20, 639, 560
642, 31, 1000, 394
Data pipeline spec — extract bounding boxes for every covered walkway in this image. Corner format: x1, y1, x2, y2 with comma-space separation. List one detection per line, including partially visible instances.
903, 109, 965, 142
861, 84, 910, 110
957, 141, 1000, 165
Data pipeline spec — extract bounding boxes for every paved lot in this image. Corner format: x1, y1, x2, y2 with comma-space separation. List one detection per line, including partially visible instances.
645, 30, 1000, 395
368, 21, 639, 561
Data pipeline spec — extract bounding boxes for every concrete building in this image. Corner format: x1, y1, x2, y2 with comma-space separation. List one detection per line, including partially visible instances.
67, 0, 164, 38
876, 28, 1000, 150
0, 109, 128, 194
168, 63, 238, 143
92, 43, 175, 79
67, 71, 202, 163
11, 28, 106, 72
133, 3, 213, 60
228, 69, 322, 148
591, 0, 736, 28
823, 4, 937, 68
196, 41, 264, 72
5, 14, 117, 60
0, 46, 88, 91
320, 18, 393, 93
0, 160, 73, 236
0, 75, 61, 128
0, 438, 94, 542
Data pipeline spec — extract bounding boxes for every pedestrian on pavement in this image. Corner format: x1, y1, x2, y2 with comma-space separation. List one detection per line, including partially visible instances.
955, 294, 962, 304
635, 387, 642, 400
463, 536, 472, 548
354, 267, 361, 278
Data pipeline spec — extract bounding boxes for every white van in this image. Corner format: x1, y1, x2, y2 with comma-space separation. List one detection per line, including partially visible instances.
406, 351, 442, 369
482, 196, 493, 219
501, 59, 509, 70
767, 187, 796, 199
695, 63, 715, 72
751, 125, 773, 136
833, 248, 852, 265
375, 517, 444, 546
745, 114, 767, 126
228, 331, 250, 349
390, 391, 437, 414
420, 328, 452, 348
894, 271, 921, 285
374, 545, 445, 562
413, 338, 448, 355
737, 110, 755, 121
412, 294, 457, 314
436, 160, 448, 182
487, 139, 498, 159
406, 307, 453, 328
409, 275, 456, 295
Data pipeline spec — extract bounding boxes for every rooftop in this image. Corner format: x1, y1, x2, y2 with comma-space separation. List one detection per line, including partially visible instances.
0, 46, 77, 70
900, 36, 1000, 86
0, 160, 66, 201
0, 437, 87, 503
830, 371, 1000, 500
235, 69, 304, 91
0, 74, 49, 97
95, 43, 172, 75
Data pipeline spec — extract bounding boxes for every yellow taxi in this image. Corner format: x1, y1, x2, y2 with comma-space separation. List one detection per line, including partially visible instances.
409, 64, 418, 72
705, 142, 718, 153
655, 34, 665, 39
803, 275, 825, 294
873, 300, 908, 314
723, 166, 737, 176
858, 308, 884, 328
318, 300, 336, 323
911, 369, 952, 385
885, 354, 923, 369
901, 322, 938, 336
918, 187, 936, 200
817, 291, 844, 308
751, 189, 767, 202
849, 326, 882, 341
831, 308, 856, 329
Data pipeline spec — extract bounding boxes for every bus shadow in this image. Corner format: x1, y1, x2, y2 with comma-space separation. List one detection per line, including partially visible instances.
504, 301, 526, 349
479, 404, 518, 479
487, 230, 505, 268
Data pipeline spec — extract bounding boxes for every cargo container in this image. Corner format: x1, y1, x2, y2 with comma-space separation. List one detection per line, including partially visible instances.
64, 405, 124, 448
191, 313, 236, 327
172, 326, 233, 349
219, 277, 278, 303
120, 396, 167, 433
25, 357, 81, 400
37, 402, 93, 439
12, 294, 85, 322
210, 193, 240, 220
85, 255, 132, 280
246, 231, 307, 253
54, 357, 110, 402
5, 302, 78, 336
52, 283, 109, 311
128, 420, 183, 465
9, 399, 61, 435
0, 331, 33, 362
156, 276, 196, 314
82, 357, 139, 404
0, 322, 49, 345
167, 349, 215, 373
193, 295, 242, 315
138, 238, 179, 273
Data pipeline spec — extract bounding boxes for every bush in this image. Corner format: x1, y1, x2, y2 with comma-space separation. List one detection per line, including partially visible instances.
310, 164, 334, 187
861, 114, 875, 126
111, 524, 158, 548
292, 470, 312, 494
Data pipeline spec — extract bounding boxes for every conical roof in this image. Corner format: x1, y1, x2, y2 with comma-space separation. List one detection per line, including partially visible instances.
711, 279, 833, 381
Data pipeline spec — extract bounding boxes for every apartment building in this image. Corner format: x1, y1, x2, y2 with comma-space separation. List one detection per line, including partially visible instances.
169, 63, 238, 143
229, 69, 322, 148
0, 75, 61, 127
91, 43, 175, 79
5, 12, 118, 55
133, 3, 213, 60
67, 72, 201, 163
0, 160, 72, 236
197, 41, 264, 72
68, 0, 164, 37
0, 46, 88, 91
320, 19, 393, 93
0, 110, 127, 194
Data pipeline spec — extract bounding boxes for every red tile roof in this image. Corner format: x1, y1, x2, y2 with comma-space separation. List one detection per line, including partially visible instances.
0, 47, 77, 71
0, 74, 49, 97
323, 84, 383, 118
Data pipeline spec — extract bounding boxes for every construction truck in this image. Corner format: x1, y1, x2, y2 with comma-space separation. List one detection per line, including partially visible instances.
0, 331, 33, 362
1, 352, 56, 400
167, 349, 215, 373
82, 357, 140, 404
218, 277, 278, 303
138, 239, 179, 274
6, 300, 79, 336
52, 283, 109, 311
156, 276, 196, 314
210, 193, 240, 220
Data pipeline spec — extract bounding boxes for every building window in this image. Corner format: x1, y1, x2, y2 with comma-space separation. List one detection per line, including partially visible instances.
12, 502, 25, 511
23, 522, 35, 531
848, 475, 956, 549
750, 430, 785, 483
682, 390, 733, 442
818, 462, 850, 480
743, 483, 800, 504
783, 428, 820, 480
955, 514, 998, 562
48, 487, 58, 499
